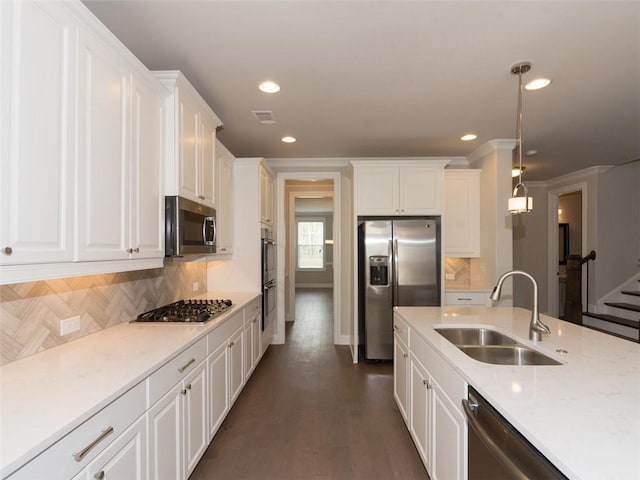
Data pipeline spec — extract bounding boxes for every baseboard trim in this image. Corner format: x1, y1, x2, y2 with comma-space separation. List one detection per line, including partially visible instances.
336, 334, 351, 345
295, 283, 333, 289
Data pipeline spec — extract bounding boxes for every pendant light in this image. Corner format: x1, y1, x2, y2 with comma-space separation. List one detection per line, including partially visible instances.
508, 62, 533, 214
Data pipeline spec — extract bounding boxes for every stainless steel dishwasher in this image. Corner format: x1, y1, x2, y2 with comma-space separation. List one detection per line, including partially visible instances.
463, 386, 568, 480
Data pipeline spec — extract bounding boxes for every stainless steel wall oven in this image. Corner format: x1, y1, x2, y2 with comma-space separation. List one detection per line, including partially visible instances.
261, 228, 276, 331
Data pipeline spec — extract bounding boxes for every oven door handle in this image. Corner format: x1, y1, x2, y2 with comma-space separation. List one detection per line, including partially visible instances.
203, 216, 215, 246
462, 398, 528, 480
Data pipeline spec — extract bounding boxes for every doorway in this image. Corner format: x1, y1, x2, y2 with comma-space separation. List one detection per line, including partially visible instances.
548, 183, 587, 317
289, 188, 335, 340
275, 173, 343, 346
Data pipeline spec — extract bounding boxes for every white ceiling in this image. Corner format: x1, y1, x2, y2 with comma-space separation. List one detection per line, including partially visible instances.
83, 1, 640, 181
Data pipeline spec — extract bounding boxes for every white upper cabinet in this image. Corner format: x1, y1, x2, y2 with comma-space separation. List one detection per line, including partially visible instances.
0, 0, 166, 283
443, 170, 480, 257
215, 140, 234, 254
75, 10, 166, 262
260, 164, 275, 226
0, 1, 77, 266
75, 29, 131, 261
352, 161, 448, 216
155, 71, 222, 209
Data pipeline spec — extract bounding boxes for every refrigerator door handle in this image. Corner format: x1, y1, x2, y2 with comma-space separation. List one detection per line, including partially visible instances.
393, 238, 399, 302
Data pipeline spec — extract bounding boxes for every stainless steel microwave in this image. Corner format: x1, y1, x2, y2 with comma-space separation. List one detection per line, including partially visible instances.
165, 196, 216, 257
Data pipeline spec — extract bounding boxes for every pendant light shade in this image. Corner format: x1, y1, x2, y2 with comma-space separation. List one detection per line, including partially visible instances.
508, 62, 533, 214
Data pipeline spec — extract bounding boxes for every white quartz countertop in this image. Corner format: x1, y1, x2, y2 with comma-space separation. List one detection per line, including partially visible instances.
394, 306, 640, 480
0, 291, 260, 477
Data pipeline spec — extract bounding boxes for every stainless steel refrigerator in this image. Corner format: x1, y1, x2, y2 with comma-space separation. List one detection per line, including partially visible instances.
358, 218, 441, 361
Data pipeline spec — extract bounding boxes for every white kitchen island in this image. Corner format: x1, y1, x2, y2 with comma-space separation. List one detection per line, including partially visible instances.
394, 306, 640, 480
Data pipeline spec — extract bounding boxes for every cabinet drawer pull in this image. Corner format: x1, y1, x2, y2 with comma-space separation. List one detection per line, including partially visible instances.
458, 298, 472, 301
181, 388, 187, 395
73, 426, 114, 462
126, 248, 133, 254
186, 384, 192, 390
133, 247, 140, 253
229, 341, 235, 348
94, 471, 105, 480
178, 358, 195, 373
2, 247, 12, 255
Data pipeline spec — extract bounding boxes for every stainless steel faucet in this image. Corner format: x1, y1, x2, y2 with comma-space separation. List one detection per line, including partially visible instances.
490, 270, 551, 342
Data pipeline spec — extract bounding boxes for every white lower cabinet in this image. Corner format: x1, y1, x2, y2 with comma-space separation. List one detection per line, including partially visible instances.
393, 333, 409, 423
395, 313, 467, 480
431, 380, 466, 480
148, 382, 182, 480
7, 382, 146, 480
243, 304, 261, 381
147, 358, 207, 480
73, 415, 147, 480
409, 355, 431, 472
208, 341, 230, 440
206, 309, 245, 443
7, 297, 263, 480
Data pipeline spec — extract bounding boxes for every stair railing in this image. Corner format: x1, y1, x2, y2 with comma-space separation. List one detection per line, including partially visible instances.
564, 250, 596, 325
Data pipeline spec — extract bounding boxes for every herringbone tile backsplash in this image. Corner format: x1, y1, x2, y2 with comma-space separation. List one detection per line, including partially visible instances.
0, 260, 207, 365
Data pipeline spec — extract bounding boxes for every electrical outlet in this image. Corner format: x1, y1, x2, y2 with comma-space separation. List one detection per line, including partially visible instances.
192, 282, 199, 293
445, 273, 455, 281
60, 316, 81, 336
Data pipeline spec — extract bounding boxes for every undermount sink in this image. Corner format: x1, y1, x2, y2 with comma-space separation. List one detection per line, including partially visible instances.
436, 327, 517, 346
435, 327, 561, 366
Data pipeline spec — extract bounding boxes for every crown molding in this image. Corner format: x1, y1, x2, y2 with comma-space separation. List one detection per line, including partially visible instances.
467, 139, 516, 164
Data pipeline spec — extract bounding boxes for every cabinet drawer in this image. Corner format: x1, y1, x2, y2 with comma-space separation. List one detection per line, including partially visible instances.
147, 337, 207, 407
8, 381, 146, 480
207, 310, 243, 353
444, 291, 488, 306
393, 314, 409, 346
244, 298, 261, 321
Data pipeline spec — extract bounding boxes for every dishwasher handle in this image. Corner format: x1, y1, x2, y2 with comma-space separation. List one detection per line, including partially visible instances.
462, 398, 528, 480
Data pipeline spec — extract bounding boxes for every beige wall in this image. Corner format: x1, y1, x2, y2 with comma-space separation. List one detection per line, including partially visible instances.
468, 140, 515, 298
0, 260, 207, 365
512, 163, 640, 314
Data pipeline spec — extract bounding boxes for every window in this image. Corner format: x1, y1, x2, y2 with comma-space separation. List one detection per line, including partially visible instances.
296, 218, 325, 270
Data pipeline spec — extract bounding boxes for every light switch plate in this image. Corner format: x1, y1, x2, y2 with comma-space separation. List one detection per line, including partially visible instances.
60, 316, 81, 336
445, 273, 455, 280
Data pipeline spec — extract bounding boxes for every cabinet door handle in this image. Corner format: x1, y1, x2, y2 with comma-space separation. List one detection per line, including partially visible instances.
458, 298, 472, 301
73, 426, 114, 462
178, 358, 195, 373
2, 247, 12, 255
229, 341, 235, 348
403, 353, 408, 359
133, 247, 140, 253
94, 471, 105, 480
186, 384, 192, 390
181, 388, 187, 395
126, 248, 133, 254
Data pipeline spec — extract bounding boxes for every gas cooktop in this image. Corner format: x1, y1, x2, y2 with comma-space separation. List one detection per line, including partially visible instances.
133, 299, 233, 323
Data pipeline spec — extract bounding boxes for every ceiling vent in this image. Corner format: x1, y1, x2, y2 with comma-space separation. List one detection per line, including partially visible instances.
251, 110, 276, 124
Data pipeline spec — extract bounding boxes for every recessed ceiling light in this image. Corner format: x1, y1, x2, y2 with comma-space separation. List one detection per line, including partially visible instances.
259, 81, 280, 94
460, 134, 477, 141
525, 78, 551, 90
281, 136, 296, 143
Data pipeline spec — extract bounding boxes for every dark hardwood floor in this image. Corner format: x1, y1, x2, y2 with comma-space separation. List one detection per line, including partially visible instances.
190, 288, 427, 479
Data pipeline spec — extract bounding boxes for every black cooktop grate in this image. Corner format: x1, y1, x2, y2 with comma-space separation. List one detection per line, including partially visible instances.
134, 299, 233, 323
